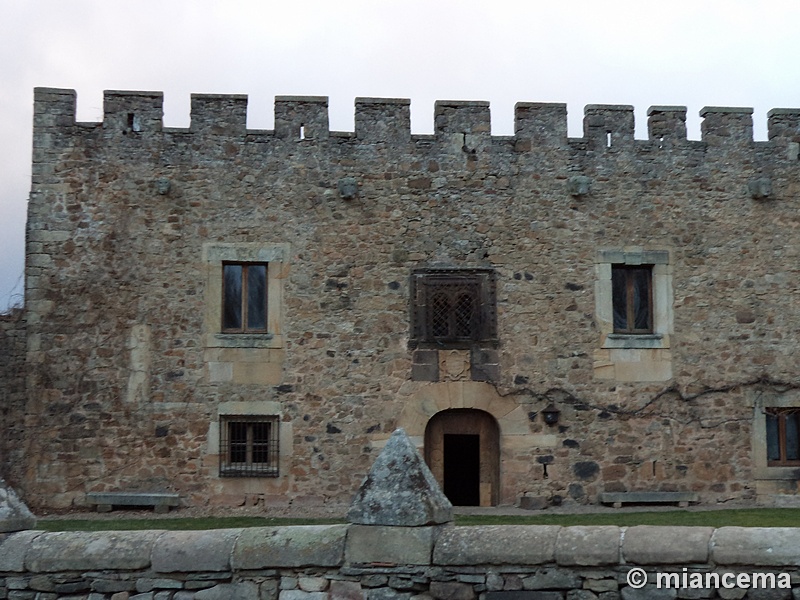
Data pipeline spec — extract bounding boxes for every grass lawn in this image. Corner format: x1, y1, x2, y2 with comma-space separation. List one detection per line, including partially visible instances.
36, 509, 800, 531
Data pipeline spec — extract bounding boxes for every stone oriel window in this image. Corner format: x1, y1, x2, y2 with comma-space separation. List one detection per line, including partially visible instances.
410, 269, 497, 349
222, 263, 268, 333
219, 415, 279, 477
611, 265, 653, 334
766, 408, 800, 466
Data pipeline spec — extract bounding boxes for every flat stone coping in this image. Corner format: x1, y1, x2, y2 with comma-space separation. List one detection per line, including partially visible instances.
599, 491, 699, 508
4, 525, 800, 571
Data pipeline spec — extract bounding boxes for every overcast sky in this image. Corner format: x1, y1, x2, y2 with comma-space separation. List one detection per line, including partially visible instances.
2, 0, 799, 310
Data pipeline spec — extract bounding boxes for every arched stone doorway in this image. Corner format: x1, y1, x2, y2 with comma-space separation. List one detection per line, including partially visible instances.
424, 409, 500, 507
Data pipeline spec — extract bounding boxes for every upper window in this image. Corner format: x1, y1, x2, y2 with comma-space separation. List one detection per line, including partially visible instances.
222, 263, 267, 333
410, 268, 497, 348
219, 415, 279, 477
612, 265, 653, 334
766, 408, 800, 466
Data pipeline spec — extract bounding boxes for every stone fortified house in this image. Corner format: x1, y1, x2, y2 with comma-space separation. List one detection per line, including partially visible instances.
2, 87, 800, 511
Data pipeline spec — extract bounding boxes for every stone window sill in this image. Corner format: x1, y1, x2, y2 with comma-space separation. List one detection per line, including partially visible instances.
753, 467, 800, 480
602, 333, 667, 350
206, 333, 281, 349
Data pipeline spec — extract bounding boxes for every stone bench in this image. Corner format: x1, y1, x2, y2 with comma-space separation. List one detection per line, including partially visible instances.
599, 491, 699, 509
86, 492, 180, 514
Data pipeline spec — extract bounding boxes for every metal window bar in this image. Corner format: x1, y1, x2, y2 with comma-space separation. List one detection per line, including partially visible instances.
219, 416, 279, 477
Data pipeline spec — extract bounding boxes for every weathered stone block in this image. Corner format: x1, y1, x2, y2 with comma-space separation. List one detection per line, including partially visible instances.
330, 580, 364, 600
298, 577, 328, 593
25, 531, 160, 572
347, 429, 452, 527
521, 568, 582, 590
555, 526, 620, 566
623, 526, 712, 564
279, 591, 328, 600
233, 525, 346, 568
620, 587, 676, 600
0, 531, 41, 571
345, 524, 437, 565
195, 583, 260, 600
429, 582, 475, 600
485, 593, 563, 600
433, 526, 560, 566
0, 480, 36, 532
712, 527, 800, 566
151, 529, 241, 573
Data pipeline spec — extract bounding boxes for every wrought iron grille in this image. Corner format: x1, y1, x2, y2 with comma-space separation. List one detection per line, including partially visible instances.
219, 415, 279, 477
411, 269, 497, 347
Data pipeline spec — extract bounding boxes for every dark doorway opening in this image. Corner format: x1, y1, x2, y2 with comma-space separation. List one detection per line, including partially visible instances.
443, 433, 480, 506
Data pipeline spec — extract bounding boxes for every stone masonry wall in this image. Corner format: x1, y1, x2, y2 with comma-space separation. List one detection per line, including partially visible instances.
0, 309, 26, 485
3, 524, 800, 600
12, 88, 800, 509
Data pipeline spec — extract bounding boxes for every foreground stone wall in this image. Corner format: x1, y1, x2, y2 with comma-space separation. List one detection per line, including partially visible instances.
11, 88, 800, 509
3, 524, 800, 599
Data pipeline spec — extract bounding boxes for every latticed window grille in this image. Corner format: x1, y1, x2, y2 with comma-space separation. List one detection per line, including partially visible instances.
766, 408, 800, 466
219, 416, 279, 477
411, 269, 497, 347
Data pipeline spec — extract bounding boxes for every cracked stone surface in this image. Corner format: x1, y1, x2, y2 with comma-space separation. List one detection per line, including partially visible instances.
347, 428, 452, 526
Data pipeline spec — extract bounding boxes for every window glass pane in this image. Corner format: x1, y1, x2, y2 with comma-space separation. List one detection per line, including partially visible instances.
611, 268, 628, 331
246, 265, 267, 330
632, 268, 652, 330
454, 293, 475, 338
430, 293, 450, 337
767, 413, 780, 461
787, 414, 800, 461
229, 421, 247, 463
251, 422, 271, 464
223, 265, 243, 330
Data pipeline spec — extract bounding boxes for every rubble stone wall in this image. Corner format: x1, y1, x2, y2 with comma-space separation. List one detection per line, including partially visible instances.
3, 524, 800, 599
10, 87, 800, 509
0, 310, 26, 485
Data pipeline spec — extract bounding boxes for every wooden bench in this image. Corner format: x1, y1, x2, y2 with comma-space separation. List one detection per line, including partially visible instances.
599, 491, 699, 509
86, 492, 180, 514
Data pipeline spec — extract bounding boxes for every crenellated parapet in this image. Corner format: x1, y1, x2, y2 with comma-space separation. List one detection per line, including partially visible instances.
33, 87, 800, 147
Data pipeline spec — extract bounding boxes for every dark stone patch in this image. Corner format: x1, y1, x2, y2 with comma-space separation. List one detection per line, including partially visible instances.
573, 461, 600, 480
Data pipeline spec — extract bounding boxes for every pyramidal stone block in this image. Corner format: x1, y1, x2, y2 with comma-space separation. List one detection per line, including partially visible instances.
347, 428, 453, 526
0, 478, 36, 532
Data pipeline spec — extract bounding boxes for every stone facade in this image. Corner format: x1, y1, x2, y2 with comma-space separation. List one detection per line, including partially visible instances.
5, 87, 800, 510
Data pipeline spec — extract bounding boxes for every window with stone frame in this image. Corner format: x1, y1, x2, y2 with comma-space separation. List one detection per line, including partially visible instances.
611, 264, 654, 334
219, 415, 279, 477
410, 268, 497, 349
766, 408, 800, 466
222, 262, 268, 333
